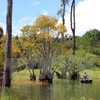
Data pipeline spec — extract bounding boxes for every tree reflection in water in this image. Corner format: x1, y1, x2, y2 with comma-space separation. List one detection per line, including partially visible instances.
0, 79, 100, 100
39, 84, 53, 100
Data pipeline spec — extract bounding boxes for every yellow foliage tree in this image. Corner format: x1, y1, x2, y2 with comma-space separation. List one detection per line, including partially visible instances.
20, 15, 67, 75
56, 23, 67, 35
0, 36, 6, 67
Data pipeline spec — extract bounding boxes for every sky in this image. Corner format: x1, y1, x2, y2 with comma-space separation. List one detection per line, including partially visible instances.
0, 0, 100, 36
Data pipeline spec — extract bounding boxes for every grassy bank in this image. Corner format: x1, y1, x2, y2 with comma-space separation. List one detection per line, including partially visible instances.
80, 67, 100, 79
11, 69, 40, 85
11, 67, 100, 85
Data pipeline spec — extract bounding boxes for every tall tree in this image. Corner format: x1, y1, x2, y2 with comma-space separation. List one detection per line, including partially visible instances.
57, 0, 69, 42
3, 0, 13, 87
70, 0, 76, 55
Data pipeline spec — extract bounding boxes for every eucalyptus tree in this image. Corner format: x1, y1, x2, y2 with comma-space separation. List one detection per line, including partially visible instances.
3, 0, 13, 87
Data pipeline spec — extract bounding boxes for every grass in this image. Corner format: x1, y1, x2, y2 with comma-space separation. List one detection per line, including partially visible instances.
80, 67, 100, 79
11, 69, 41, 85
11, 67, 100, 85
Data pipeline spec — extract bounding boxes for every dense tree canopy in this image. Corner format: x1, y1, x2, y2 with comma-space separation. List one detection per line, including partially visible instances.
77, 29, 100, 56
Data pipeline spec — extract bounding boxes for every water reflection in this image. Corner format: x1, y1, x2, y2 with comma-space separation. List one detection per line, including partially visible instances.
0, 79, 100, 100
82, 83, 89, 97
39, 84, 52, 100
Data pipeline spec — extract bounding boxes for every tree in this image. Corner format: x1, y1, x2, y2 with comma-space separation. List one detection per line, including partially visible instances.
57, 0, 69, 42
70, 0, 76, 55
20, 15, 67, 82
0, 27, 3, 38
3, 0, 13, 87
80, 29, 100, 55
0, 28, 5, 67
83, 29, 100, 47
55, 51, 95, 81
0, 36, 6, 68
33, 15, 67, 72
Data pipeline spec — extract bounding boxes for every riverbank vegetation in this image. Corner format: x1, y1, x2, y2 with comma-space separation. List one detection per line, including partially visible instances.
1, 20, 100, 100
11, 67, 100, 85
0, 68, 98, 100
0, 0, 100, 100
1, 18, 100, 83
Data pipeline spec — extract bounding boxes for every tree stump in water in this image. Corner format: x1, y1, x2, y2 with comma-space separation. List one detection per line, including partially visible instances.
30, 74, 36, 81
0, 68, 3, 86
39, 72, 53, 84
69, 72, 80, 81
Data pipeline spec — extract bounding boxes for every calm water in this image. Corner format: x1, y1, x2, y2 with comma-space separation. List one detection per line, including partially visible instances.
0, 79, 100, 100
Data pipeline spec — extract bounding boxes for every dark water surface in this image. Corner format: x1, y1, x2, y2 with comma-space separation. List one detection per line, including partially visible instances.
0, 79, 100, 100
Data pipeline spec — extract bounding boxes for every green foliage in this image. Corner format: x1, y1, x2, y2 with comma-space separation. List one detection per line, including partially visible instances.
77, 29, 100, 56
83, 29, 100, 47
80, 67, 100, 79
53, 50, 98, 75
75, 50, 100, 68
0, 35, 6, 67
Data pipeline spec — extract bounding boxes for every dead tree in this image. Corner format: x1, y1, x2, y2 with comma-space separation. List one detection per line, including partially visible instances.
3, 0, 13, 87
70, 0, 76, 55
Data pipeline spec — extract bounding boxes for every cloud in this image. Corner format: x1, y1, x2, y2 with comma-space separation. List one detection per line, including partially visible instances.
59, 0, 100, 36
42, 9, 49, 16
32, 1, 39, 6
19, 16, 33, 26
12, 16, 36, 36
0, 16, 35, 36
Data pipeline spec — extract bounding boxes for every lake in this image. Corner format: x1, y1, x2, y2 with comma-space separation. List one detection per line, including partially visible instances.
0, 79, 100, 100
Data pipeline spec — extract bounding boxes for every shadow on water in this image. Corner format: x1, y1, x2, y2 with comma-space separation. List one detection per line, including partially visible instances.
0, 79, 100, 100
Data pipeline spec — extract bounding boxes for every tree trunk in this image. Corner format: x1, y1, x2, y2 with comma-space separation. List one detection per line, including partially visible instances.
70, 0, 76, 55
62, 1, 66, 43
3, 0, 13, 87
